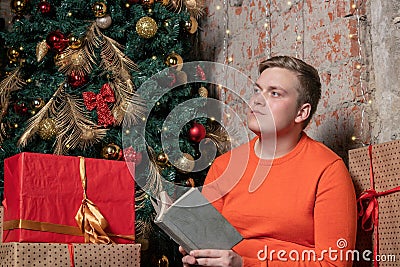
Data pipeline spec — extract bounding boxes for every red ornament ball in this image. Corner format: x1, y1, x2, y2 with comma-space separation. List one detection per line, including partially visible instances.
38, 1, 51, 14
68, 71, 88, 88
46, 31, 69, 52
188, 122, 206, 143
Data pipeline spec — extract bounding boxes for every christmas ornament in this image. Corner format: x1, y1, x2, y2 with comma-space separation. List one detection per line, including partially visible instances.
70, 53, 85, 66
36, 40, 48, 62
123, 146, 143, 165
38, 118, 57, 140
156, 152, 169, 167
13, 101, 28, 115
142, 0, 154, 7
188, 122, 206, 142
185, 16, 198, 34
96, 14, 112, 29
68, 71, 88, 88
158, 255, 169, 267
185, 178, 195, 187
83, 83, 116, 127
174, 153, 195, 173
136, 16, 158, 39
68, 35, 83, 49
46, 31, 69, 52
92, 2, 107, 17
7, 47, 20, 63
30, 98, 45, 114
198, 86, 208, 97
164, 52, 183, 71
11, 0, 28, 15
38, 1, 51, 14
101, 143, 123, 160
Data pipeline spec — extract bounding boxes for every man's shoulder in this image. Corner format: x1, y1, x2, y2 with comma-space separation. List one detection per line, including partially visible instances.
303, 134, 342, 162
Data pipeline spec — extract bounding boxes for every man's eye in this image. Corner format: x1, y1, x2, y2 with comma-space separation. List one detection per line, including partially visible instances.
253, 86, 261, 94
271, 91, 280, 97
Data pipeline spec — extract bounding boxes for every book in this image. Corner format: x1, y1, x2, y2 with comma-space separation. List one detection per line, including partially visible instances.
153, 187, 243, 253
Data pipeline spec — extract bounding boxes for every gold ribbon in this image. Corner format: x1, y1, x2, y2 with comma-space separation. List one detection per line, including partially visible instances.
3, 219, 136, 241
75, 156, 113, 244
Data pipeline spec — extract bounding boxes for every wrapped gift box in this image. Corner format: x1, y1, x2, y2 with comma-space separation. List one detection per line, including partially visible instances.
2, 152, 135, 244
0, 242, 141, 266
349, 140, 400, 266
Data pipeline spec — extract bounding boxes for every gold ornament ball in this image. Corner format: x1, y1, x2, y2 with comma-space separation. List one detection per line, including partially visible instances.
92, 2, 107, 17
101, 143, 123, 160
174, 153, 195, 173
38, 118, 57, 140
68, 35, 82, 49
31, 98, 45, 111
158, 255, 169, 267
96, 14, 112, 29
136, 16, 158, 39
142, 0, 154, 7
11, 0, 28, 15
7, 47, 20, 62
164, 52, 183, 71
198, 86, 208, 97
156, 152, 169, 167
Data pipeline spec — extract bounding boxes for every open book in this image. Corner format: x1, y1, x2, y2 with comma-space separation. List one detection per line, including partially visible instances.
153, 187, 243, 253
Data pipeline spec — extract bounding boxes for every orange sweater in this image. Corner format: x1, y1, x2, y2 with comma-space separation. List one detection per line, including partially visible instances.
202, 133, 357, 267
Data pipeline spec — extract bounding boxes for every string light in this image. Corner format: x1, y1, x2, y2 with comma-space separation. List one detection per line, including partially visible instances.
352, 0, 370, 146
264, 0, 272, 58
293, 0, 304, 59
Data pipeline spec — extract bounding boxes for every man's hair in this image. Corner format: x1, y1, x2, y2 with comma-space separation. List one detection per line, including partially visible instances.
258, 55, 321, 128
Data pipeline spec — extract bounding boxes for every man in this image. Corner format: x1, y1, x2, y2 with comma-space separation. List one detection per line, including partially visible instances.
181, 56, 357, 267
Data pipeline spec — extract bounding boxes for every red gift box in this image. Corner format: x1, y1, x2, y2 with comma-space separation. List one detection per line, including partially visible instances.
2, 152, 135, 244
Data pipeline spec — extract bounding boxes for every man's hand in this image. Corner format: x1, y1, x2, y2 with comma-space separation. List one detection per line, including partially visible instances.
179, 246, 243, 267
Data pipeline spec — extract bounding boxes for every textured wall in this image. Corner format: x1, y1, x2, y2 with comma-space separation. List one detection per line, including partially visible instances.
200, 0, 400, 162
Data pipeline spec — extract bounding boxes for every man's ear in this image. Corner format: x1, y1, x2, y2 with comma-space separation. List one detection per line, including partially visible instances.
295, 103, 311, 124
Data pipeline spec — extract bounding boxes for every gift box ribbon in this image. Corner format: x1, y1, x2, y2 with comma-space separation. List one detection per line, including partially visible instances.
357, 145, 400, 267
3, 157, 135, 243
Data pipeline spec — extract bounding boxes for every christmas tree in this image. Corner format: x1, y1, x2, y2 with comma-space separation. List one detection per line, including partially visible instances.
0, 0, 231, 265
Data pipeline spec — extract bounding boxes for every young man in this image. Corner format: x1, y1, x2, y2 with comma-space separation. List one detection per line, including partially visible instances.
181, 56, 357, 267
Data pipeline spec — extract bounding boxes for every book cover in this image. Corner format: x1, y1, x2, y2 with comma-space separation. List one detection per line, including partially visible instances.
153, 187, 243, 253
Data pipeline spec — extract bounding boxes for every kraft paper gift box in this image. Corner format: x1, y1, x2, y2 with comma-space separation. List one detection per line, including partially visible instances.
348, 140, 400, 267
0, 243, 141, 267
2, 152, 135, 244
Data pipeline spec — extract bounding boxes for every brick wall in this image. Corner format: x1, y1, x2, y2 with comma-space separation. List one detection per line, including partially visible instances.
199, 0, 400, 162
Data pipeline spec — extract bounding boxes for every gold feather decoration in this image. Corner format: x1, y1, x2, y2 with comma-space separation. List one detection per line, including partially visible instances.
0, 67, 26, 123
53, 91, 108, 155
54, 44, 96, 76
143, 145, 164, 197
169, 0, 206, 18
17, 83, 63, 148
109, 79, 146, 127
205, 123, 233, 155
91, 23, 138, 76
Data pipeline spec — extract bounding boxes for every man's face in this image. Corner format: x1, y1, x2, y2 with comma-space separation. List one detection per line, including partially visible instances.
247, 67, 302, 137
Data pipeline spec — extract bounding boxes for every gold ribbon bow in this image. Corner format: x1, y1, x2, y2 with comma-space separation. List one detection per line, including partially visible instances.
75, 157, 114, 244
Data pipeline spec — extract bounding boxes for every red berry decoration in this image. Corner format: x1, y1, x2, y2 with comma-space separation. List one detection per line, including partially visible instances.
188, 122, 206, 143
13, 101, 29, 115
68, 71, 88, 88
46, 30, 69, 52
38, 1, 51, 14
